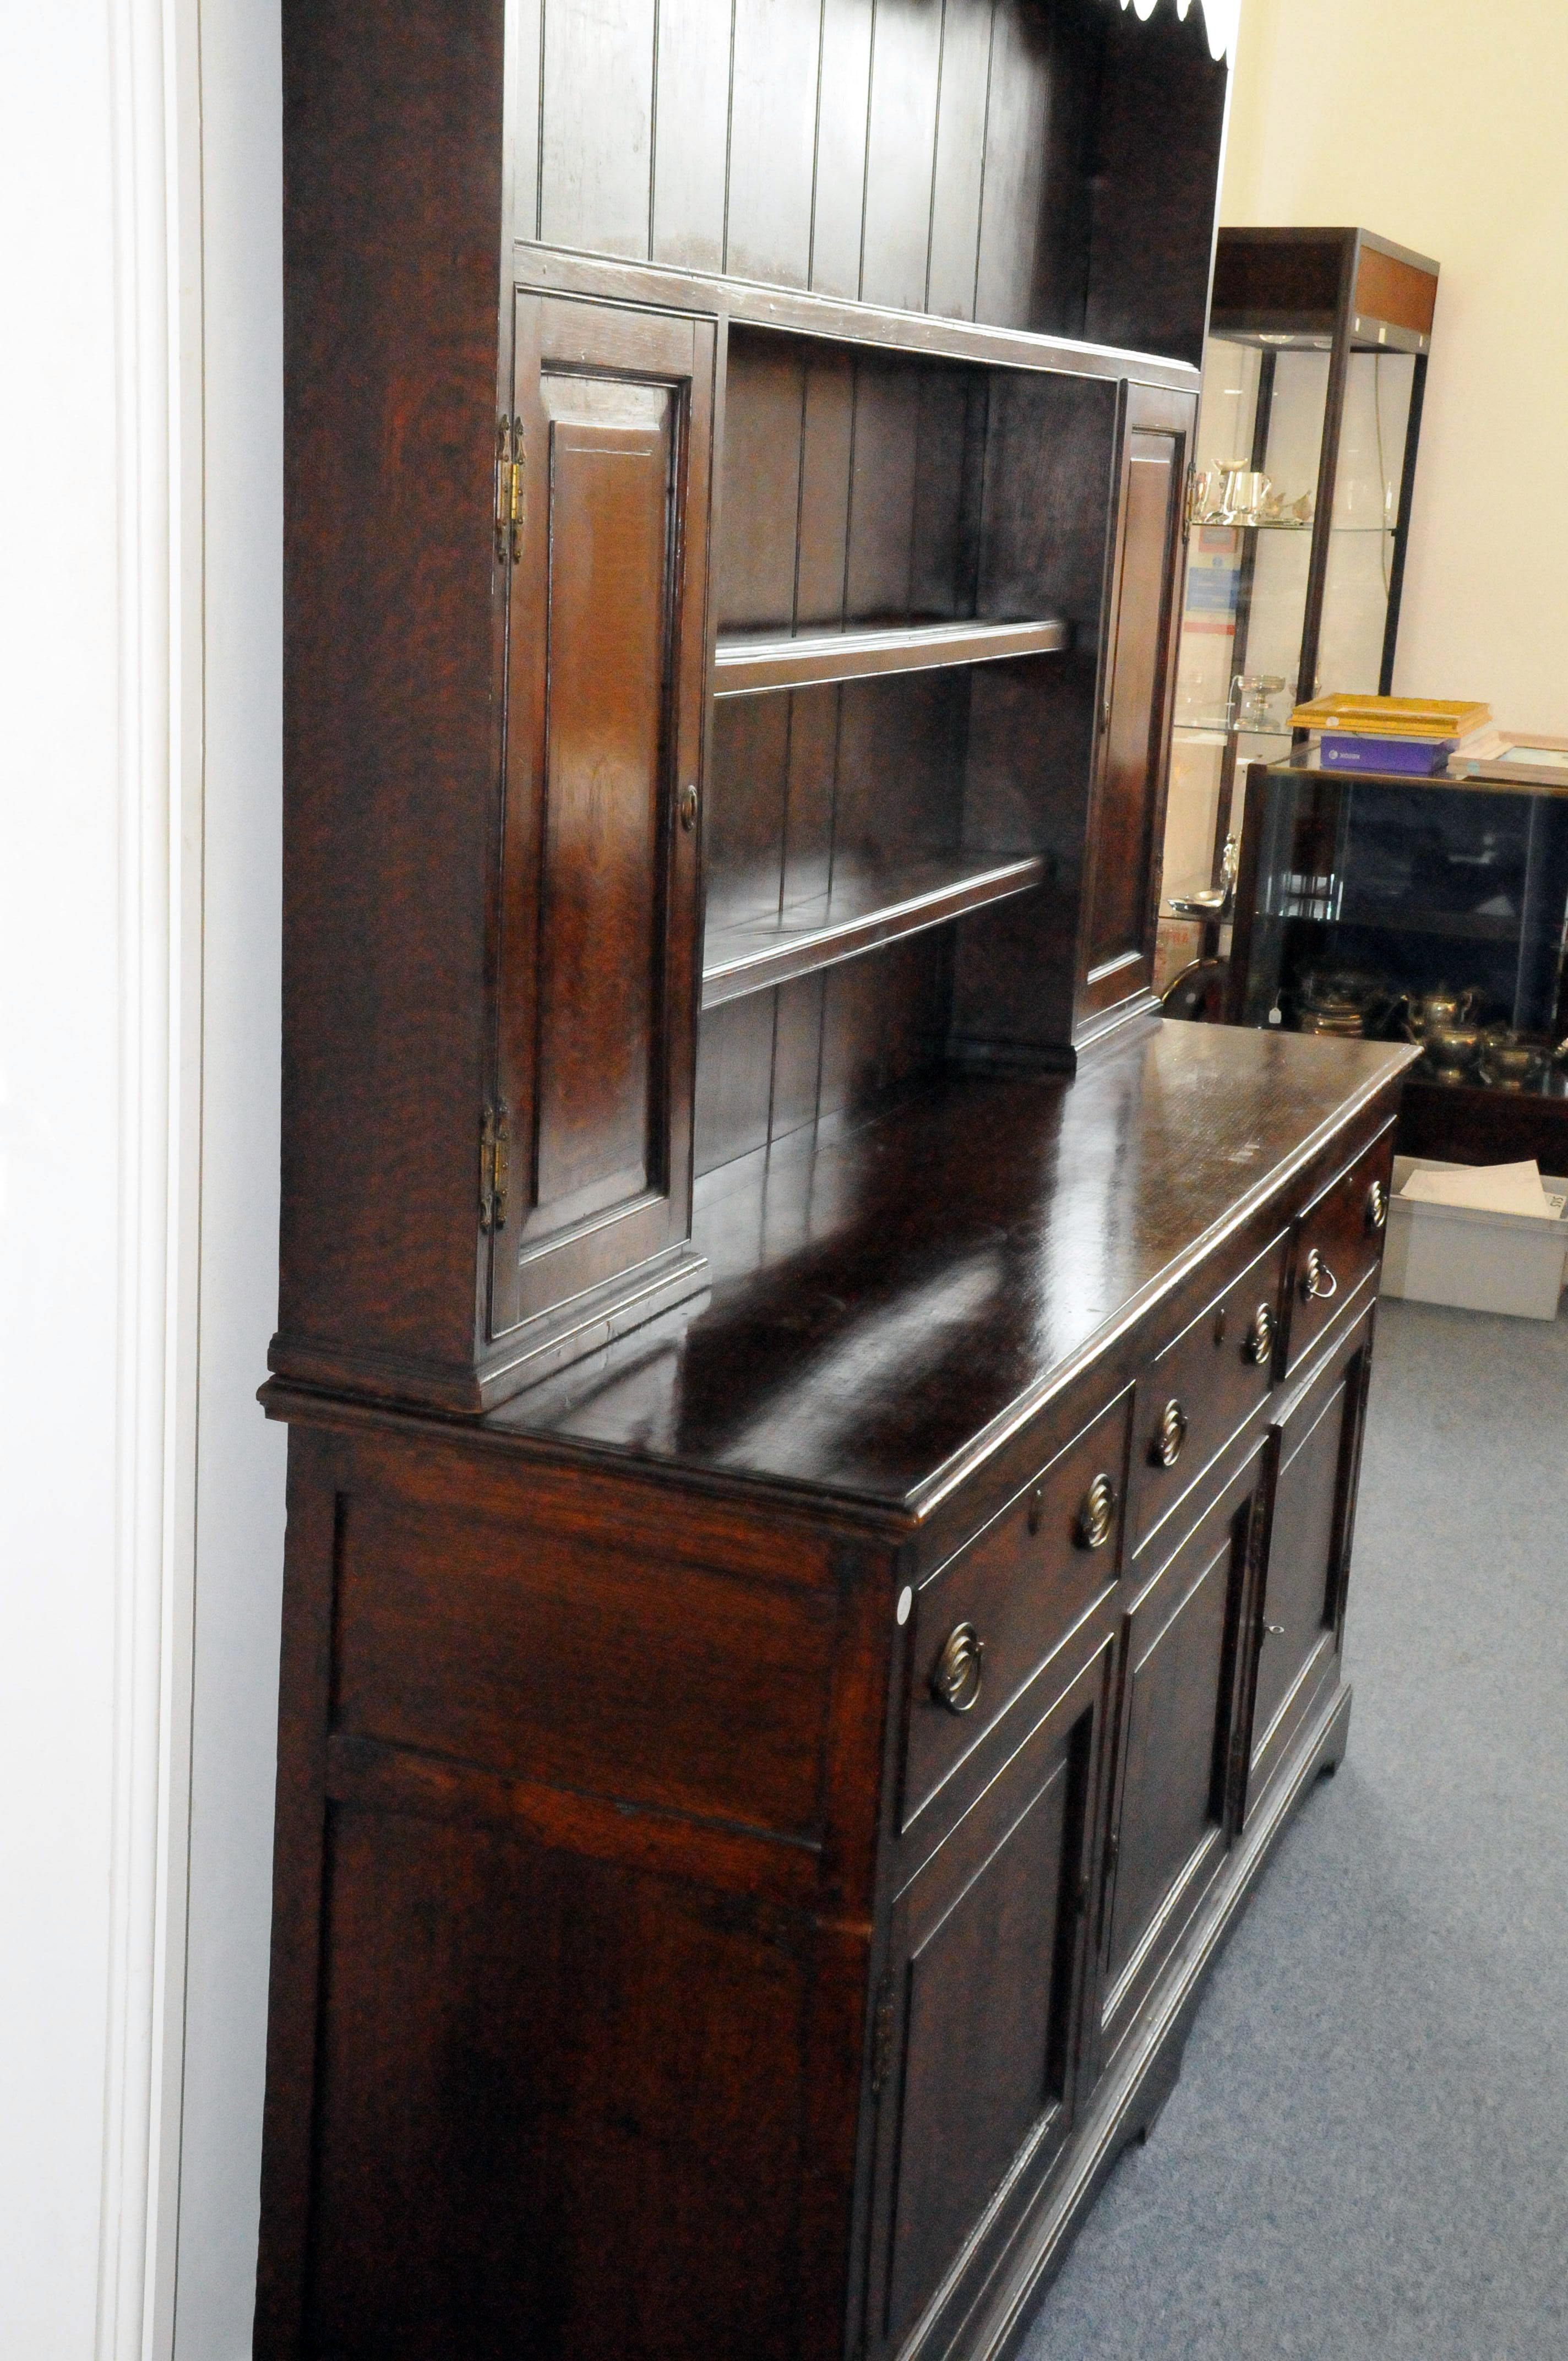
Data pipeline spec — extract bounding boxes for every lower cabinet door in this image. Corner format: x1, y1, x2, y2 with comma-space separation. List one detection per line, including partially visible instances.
865, 1643, 1114, 2358
1100, 1444, 1265, 2060
1244, 1302, 1376, 1813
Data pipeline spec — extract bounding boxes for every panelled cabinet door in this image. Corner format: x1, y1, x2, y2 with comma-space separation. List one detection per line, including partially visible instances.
864, 1646, 1112, 2358
491, 293, 715, 1343
1075, 385, 1193, 1043
1100, 1443, 1262, 2061
1244, 1304, 1376, 1814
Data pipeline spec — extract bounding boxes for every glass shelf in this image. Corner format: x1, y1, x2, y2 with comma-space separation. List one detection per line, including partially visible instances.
1195, 515, 1312, 532
1321, 907, 1526, 944
1172, 719, 1293, 744
1194, 519, 1395, 536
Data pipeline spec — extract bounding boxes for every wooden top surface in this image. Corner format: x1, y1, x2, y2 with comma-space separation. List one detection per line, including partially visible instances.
480, 1025, 1413, 1517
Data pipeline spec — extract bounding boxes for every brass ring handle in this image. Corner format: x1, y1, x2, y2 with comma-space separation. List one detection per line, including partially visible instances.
1076, 1472, 1117, 1551
1300, 1247, 1338, 1302
1366, 1179, 1388, 1233
1243, 1302, 1275, 1366
930, 1622, 984, 1715
678, 782, 700, 832
1151, 1397, 1188, 1469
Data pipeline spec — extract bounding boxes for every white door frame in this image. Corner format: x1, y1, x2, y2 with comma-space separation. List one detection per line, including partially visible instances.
96, 1, 203, 2352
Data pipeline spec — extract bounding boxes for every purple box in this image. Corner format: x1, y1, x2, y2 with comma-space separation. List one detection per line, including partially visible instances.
1319, 732, 1456, 776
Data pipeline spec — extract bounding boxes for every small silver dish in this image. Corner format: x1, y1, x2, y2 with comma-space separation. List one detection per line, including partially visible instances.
1478, 1032, 1550, 1090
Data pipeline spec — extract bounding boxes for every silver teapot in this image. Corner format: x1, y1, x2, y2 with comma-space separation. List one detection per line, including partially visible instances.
1422, 1024, 1487, 1084
1404, 983, 1483, 1041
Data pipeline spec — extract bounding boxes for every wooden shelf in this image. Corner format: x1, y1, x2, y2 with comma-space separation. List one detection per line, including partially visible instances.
713, 616, 1071, 697
701, 852, 1046, 1009
1332, 906, 1523, 943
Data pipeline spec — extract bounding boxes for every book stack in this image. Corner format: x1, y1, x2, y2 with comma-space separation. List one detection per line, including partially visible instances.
1290, 694, 1493, 776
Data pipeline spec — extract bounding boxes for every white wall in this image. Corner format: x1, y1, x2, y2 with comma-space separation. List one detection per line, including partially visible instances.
172, 1, 287, 2351
0, 12, 126, 2351
1222, 0, 1568, 730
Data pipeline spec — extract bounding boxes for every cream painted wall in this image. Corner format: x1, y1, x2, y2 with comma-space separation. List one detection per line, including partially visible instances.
1222, 0, 1568, 730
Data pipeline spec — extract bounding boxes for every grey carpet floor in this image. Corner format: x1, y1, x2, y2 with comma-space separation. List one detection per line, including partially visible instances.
1020, 1296, 1568, 2361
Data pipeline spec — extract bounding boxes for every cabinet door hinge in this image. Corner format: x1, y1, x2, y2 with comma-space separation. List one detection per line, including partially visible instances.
869, 1974, 896, 2098
1183, 458, 1199, 543
479, 1101, 511, 1233
493, 416, 526, 563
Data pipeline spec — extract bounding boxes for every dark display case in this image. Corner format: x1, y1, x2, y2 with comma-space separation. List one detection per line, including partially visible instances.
1229, 754, 1568, 1165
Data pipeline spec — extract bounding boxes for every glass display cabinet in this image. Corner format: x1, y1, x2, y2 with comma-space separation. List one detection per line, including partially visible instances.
1229, 753, 1568, 1166
1161, 227, 1439, 941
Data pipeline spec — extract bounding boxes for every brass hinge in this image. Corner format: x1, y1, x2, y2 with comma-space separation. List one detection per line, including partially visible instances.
479, 1101, 511, 1233
493, 416, 525, 563
869, 1975, 896, 2098
1183, 459, 1199, 543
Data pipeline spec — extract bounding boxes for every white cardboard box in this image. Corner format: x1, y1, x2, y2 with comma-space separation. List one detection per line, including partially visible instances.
1380, 1156, 1568, 1319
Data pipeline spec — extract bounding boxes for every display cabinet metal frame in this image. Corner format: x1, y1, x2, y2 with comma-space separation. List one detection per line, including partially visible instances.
1163, 226, 1439, 940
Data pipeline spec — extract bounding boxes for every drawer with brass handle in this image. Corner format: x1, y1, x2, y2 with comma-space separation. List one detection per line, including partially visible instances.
1244, 1301, 1276, 1366
1285, 1126, 1395, 1373
901, 1386, 1132, 1834
929, 1622, 984, 1715
1150, 1396, 1188, 1468
1131, 1227, 1289, 1555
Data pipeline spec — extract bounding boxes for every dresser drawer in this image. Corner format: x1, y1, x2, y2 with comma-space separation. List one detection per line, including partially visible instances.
1133, 1227, 1288, 1555
1284, 1124, 1395, 1374
902, 1388, 1132, 1832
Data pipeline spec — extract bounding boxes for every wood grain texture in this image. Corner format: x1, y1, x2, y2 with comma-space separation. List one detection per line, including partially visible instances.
509, 1027, 1413, 1511
794, 349, 857, 625
1082, 0, 1228, 365
865, 1640, 1110, 2360
974, 0, 1054, 331
902, 1386, 1130, 1833
714, 330, 804, 632
254, 10, 1324, 2354
304, 1810, 815, 2361
705, 686, 792, 927
257, 1036, 1399, 2361
491, 296, 712, 1346
926, 0, 995, 320
1354, 241, 1439, 337
726, 0, 821, 287
1081, 425, 1180, 995
274, 0, 507, 1387
693, 987, 777, 1176
859, 0, 944, 312
1103, 1448, 1261, 2025
651, 0, 731, 270
514, 0, 1228, 355
331, 1483, 839, 1835
809, 0, 876, 298
253, 1436, 342, 2358
538, 0, 656, 256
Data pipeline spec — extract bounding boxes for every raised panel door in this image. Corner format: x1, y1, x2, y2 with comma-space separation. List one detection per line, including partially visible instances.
1101, 1444, 1262, 2056
492, 294, 714, 1348
1245, 1304, 1375, 1811
1076, 387, 1192, 1040
866, 1645, 1111, 2357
